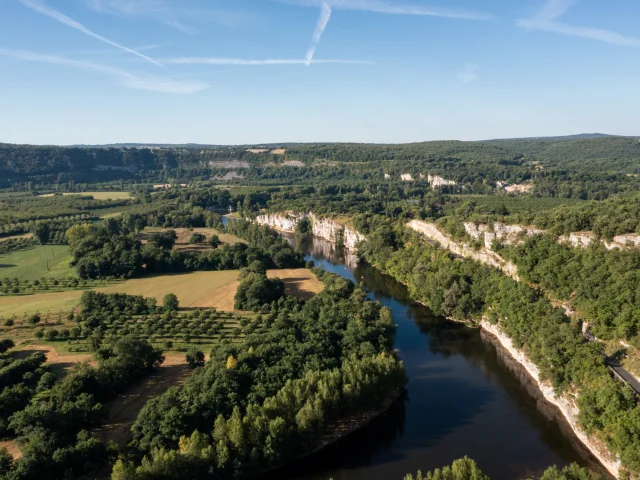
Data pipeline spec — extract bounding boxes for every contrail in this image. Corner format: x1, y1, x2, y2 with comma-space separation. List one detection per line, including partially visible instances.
19, 0, 163, 67
0, 48, 207, 93
164, 57, 372, 65
305, 1, 332, 65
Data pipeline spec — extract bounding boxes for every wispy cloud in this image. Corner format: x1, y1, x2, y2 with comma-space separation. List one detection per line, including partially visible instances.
305, 1, 332, 65
88, 0, 196, 33
518, 0, 640, 48
278, 0, 492, 21
457, 65, 478, 83
19, 0, 163, 66
164, 57, 372, 66
0, 48, 207, 93
531, 0, 580, 22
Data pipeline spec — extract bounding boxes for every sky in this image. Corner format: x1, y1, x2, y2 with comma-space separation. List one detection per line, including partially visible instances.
0, 0, 639, 145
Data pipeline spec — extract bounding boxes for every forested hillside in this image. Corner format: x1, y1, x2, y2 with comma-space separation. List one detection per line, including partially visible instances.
3, 137, 640, 200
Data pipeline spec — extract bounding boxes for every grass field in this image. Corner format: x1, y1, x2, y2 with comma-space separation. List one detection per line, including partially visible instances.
38, 191, 132, 200
0, 246, 75, 280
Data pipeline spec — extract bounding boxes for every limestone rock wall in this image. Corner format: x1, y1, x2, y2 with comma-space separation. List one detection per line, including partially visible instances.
481, 320, 620, 478
255, 212, 365, 251
427, 174, 457, 188
407, 220, 519, 280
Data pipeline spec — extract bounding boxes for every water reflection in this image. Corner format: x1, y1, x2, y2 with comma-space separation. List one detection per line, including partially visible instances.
269, 235, 606, 480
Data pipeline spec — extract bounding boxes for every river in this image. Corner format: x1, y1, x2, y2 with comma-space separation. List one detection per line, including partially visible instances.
266, 234, 605, 480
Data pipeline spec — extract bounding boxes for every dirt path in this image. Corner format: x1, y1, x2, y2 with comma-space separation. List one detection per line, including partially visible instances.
96, 354, 191, 448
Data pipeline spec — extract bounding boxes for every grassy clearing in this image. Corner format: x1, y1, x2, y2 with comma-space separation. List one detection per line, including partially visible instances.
38, 191, 132, 200
0, 246, 75, 280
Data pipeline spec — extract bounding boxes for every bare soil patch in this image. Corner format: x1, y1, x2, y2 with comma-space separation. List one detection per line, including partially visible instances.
15, 344, 95, 375
97, 354, 191, 448
0, 440, 22, 460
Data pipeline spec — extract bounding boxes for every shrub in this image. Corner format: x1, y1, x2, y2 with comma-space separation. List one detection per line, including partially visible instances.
189, 233, 206, 244
163, 293, 179, 312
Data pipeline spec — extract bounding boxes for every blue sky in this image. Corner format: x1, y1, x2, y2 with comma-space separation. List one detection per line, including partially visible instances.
1, 0, 639, 145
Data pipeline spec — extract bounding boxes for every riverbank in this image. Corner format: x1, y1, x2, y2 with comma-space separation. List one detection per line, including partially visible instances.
259, 387, 405, 479
257, 213, 621, 478
480, 322, 619, 477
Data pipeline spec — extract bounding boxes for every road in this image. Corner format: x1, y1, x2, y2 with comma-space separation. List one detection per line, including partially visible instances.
608, 362, 640, 397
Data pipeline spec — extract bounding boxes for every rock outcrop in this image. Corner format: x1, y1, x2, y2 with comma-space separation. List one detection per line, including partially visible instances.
481, 320, 620, 478
427, 174, 456, 188
408, 219, 620, 476
407, 220, 519, 279
255, 212, 365, 251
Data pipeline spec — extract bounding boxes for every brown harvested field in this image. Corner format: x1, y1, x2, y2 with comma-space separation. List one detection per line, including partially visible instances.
97, 354, 191, 448
271, 148, 286, 154
194, 279, 238, 311
0, 269, 322, 318
0, 271, 238, 318
246, 149, 268, 154
99, 271, 241, 308
15, 344, 95, 375
198, 268, 324, 310
267, 269, 324, 300
0, 440, 22, 460
141, 227, 244, 248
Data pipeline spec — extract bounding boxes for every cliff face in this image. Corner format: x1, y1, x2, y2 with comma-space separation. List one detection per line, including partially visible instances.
427, 174, 456, 188
481, 321, 620, 477
255, 213, 365, 251
462, 220, 640, 251
407, 219, 619, 477
407, 220, 519, 280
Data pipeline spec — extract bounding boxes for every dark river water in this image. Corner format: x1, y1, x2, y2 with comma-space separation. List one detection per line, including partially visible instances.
265, 235, 605, 480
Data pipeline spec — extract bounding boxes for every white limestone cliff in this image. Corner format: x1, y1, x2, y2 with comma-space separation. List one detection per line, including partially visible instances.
407, 220, 519, 280
427, 174, 456, 188
255, 212, 365, 251
481, 320, 620, 478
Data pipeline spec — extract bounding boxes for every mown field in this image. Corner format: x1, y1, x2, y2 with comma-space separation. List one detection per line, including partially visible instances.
0, 245, 76, 280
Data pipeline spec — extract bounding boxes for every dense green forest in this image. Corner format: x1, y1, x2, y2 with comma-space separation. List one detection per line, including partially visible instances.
113, 270, 404, 479
2, 136, 640, 479
401, 457, 602, 480
3, 136, 640, 199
